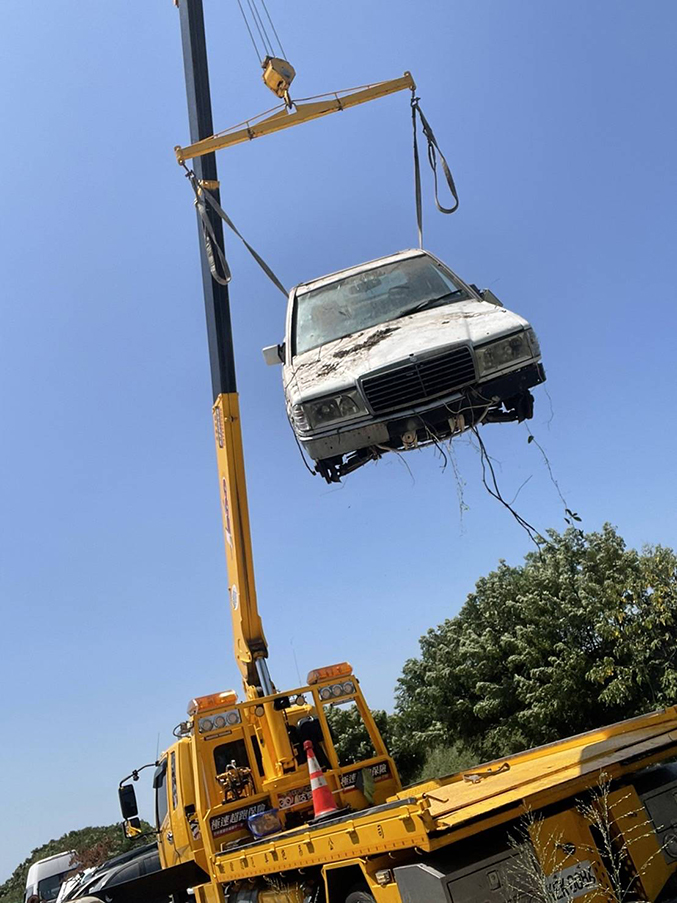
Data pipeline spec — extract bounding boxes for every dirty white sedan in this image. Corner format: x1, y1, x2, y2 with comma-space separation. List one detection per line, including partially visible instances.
264, 249, 545, 482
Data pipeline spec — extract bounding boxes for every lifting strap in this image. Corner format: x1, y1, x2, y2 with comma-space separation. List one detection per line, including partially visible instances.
411, 92, 459, 246
184, 168, 288, 297
183, 90, 456, 292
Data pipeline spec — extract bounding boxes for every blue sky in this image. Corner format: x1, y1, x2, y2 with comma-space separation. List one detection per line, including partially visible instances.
1, 0, 676, 882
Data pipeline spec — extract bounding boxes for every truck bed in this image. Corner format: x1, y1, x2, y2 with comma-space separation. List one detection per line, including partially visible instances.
211, 707, 677, 882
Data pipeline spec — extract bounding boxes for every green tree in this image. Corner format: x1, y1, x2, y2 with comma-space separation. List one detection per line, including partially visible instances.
324, 704, 424, 784
0, 823, 153, 903
413, 744, 476, 783
396, 525, 677, 762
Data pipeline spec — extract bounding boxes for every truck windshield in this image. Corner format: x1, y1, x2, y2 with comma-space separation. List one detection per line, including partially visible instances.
292, 255, 469, 356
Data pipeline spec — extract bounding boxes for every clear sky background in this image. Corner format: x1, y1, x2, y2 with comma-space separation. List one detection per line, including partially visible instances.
1, 0, 676, 882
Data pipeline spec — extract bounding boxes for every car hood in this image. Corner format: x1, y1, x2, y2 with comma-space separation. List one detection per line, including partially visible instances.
284, 299, 529, 401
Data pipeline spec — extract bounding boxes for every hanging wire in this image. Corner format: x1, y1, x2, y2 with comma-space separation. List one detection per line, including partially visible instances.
471, 426, 544, 548
236, 0, 263, 63
260, 0, 287, 58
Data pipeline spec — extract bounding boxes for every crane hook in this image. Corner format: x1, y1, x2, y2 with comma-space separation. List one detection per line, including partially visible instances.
262, 55, 296, 108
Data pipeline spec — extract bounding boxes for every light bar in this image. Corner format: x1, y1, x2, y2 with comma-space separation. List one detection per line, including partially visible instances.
187, 690, 238, 716
307, 662, 353, 686
318, 680, 356, 702
198, 709, 242, 734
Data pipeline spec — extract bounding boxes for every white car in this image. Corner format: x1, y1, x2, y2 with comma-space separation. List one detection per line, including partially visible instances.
264, 249, 545, 483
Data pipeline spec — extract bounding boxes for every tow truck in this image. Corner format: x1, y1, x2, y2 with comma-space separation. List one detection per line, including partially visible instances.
92, 4, 677, 903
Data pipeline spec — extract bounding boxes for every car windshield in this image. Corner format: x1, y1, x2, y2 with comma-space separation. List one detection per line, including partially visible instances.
292, 255, 470, 356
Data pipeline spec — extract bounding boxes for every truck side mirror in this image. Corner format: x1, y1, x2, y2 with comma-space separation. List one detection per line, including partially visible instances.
119, 784, 143, 838
119, 783, 139, 820
262, 343, 285, 366
122, 817, 142, 838
480, 288, 503, 307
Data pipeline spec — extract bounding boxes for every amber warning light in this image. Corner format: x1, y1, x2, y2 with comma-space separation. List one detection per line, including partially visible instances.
187, 690, 238, 715
306, 662, 353, 686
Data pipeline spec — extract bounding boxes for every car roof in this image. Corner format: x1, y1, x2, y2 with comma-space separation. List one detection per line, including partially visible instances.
88, 847, 160, 893
293, 248, 429, 295
82, 845, 157, 883
62, 845, 159, 901
96, 843, 156, 870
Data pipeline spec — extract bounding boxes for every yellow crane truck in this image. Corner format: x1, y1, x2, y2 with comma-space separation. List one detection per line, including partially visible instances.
106, 4, 677, 903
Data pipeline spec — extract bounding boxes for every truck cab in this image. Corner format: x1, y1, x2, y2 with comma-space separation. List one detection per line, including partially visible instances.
121, 664, 399, 900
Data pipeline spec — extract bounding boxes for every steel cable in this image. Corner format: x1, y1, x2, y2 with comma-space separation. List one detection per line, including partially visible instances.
236, 0, 263, 64
260, 0, 287, 59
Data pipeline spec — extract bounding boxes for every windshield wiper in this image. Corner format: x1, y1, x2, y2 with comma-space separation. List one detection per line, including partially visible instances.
393, 290, 463, 320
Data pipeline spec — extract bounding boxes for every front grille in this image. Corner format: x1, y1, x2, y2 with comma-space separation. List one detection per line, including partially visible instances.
361, 346, 476, 415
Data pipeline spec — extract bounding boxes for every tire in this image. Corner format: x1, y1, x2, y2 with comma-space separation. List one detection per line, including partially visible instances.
345, 889, 376, 903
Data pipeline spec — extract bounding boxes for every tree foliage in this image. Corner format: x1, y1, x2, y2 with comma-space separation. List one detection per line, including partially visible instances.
324, 703, 424, 784
396, 525, 677, 763
0, 823, 153, 903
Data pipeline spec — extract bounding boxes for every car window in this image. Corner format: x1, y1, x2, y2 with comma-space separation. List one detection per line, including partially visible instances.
107, 858, 148, 885
293, 256, 469, 356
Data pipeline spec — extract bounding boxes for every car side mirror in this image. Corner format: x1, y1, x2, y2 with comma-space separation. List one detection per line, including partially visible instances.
262, 343, 285, 366
480, 288, 503, 307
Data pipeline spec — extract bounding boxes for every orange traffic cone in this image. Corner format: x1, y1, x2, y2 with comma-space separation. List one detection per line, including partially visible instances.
304, 740, 339, 819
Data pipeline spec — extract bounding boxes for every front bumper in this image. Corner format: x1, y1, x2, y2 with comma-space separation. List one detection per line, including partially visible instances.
298, 362, 546, 461
476, 361, 545, 404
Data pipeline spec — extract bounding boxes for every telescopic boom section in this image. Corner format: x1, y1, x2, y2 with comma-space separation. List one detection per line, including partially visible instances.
213, 394, 270, 696
178, 0, 271, 698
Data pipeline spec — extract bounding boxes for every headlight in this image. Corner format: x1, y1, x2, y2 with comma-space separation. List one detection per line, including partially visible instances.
526, 327, 541, 357
475, 330, 534, 376
296, 391, 367, 432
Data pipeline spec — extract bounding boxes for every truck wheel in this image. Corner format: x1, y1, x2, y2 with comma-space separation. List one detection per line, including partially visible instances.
345, 889, 376, 903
